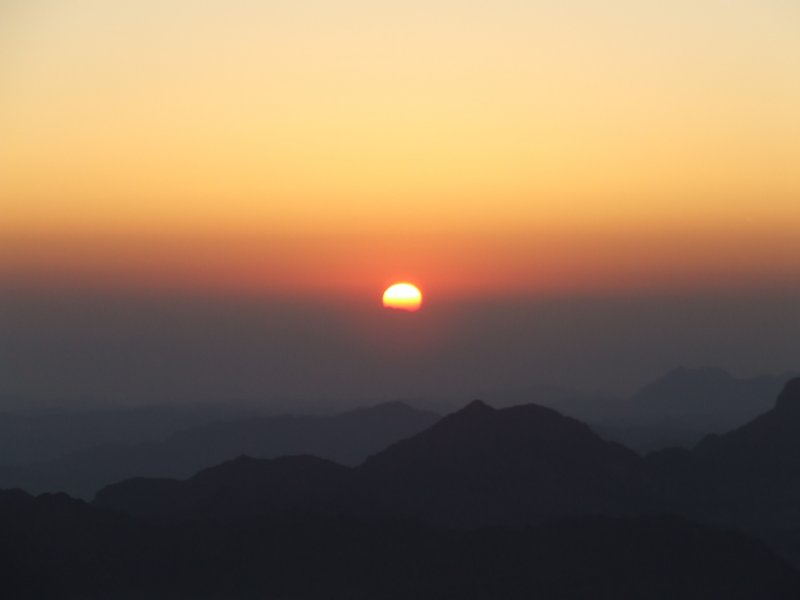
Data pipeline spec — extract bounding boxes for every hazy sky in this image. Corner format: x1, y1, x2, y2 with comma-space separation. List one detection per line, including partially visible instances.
1, 1, 799, 406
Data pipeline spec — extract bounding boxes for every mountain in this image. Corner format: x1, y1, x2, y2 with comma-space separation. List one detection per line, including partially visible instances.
477, 385, 634, 432
695, 378, 800, 459
95, 400, 650, 527
90, 382, 800, 534
94, 455, 353, 520
25, 384, 800, 594
647, 377, 800, 531
593, 422, 705, 454
468, 368, 798, 454
578, 367, 797, 453
0, 403, 260, 465
4, 489, 800, 599
157, 400, 440, 468
629, 367, 795, 429
358, 400, 648, 526
0, 401, 440, 498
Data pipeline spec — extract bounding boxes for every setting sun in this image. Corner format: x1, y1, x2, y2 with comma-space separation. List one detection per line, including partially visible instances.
382, 283, 423, 312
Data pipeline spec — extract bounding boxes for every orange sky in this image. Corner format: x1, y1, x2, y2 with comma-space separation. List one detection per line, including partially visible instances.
2, 0, 799, 299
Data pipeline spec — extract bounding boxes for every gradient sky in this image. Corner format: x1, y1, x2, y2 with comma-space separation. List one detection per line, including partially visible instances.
3, 0, 800, 297
1, 1, 799, 405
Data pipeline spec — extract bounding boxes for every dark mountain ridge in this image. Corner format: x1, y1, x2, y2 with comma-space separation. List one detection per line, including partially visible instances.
0, 366, 791, 500
359, 400, 647, 526
647, 377, 800, 532
12, 380, 800, 595
95, 378, 800, 539
631, 366, 794, 424
97, 455, 353, 520
476, 367, 797, 453
0, 401, 439, 498
96, 399, 651, 527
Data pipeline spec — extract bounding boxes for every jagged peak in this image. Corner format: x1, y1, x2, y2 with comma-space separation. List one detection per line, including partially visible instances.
460, 399, 495, 413
425, 399, 494, 429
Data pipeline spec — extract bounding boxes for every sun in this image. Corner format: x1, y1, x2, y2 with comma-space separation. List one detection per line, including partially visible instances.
382, 283, 423, 312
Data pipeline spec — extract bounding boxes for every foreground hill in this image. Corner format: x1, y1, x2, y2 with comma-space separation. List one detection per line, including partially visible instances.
96, 400, 650, 526
0, 402, 439, 498
3, 489, 798, 599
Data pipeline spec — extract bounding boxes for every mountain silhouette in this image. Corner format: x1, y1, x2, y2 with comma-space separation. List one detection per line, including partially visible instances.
95, 400, 650, 526
473, 367, 797, 454
0, 401, 439, 498
587, 367, 797, 453
15, 384, 800, 595
629, 367, 794, 428
0, 403, 256, 464
94, 383, 800, 537
95, 454, 352, 520
358, 400, 647, 526
696, 377, 800, 460
648, 377, 800, 531
2, 367, 789, 498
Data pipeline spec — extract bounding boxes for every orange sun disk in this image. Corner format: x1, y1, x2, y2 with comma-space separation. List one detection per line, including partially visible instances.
382, 283, 423, 312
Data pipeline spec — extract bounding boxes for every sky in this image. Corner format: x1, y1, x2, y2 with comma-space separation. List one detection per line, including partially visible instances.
1, 1, 799, 407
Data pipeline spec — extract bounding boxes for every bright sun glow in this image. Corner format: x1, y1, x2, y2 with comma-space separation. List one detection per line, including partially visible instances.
382, 283, 423, 312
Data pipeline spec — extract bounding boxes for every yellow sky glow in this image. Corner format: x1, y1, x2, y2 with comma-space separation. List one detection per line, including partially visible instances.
2, 0, 799, 296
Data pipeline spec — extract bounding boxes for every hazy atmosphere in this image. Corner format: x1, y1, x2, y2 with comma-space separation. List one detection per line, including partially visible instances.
3, 0, 799, 411
2, 289, 799, 409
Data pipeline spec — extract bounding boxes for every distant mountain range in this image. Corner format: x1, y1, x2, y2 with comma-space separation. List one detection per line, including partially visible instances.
471, 367, 796, 428
0, 402, 439, 498
94, 377, 800, 552
0, 366, 796, 499
629, 366, 794, 425
96, 400, 647, 526
0, 402, 262, 464
648, 378, 800, 532
6, 376, 800, 596
547, 367, 797, 452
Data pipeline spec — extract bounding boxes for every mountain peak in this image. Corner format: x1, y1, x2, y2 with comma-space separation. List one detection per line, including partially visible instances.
774, 378, 800, 413
460, 399, 494, 413
423, 399, 493, 430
